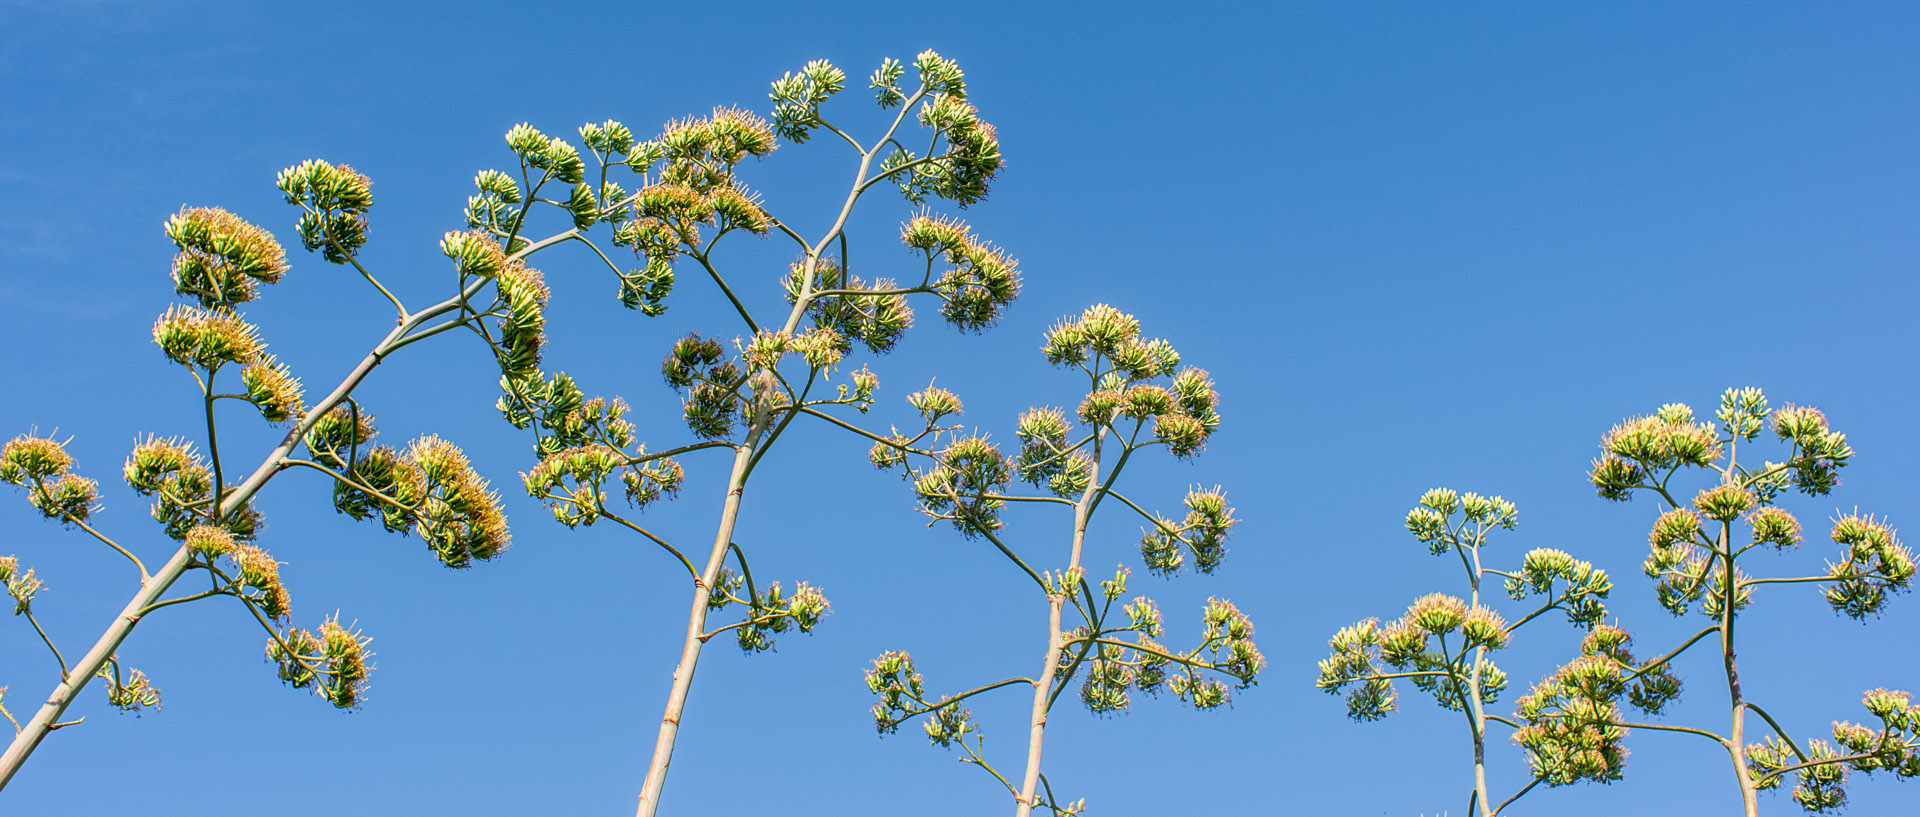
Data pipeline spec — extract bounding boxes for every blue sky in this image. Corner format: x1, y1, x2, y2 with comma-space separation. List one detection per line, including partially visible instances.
3, 2, 1918, 814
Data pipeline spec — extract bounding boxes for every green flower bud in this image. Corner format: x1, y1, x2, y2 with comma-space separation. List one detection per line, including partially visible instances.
164, 206, 289, 308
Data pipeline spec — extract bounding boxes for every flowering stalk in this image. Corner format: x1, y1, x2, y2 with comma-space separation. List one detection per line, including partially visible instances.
0, 162, 569, 792
467, 52, 1015, 815
1317, 489, 1638, 815
1560, 388, 1918, 815
860, 305, 1261, 815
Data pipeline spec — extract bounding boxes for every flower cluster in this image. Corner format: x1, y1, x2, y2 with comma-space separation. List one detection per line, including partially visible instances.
660, 334, 747, 440
269, 615, 373, 710
1513, 626, 1681, 786
97, 662, 162, 713
1746, 686, 1920, 812
865, 651, 982, 748
276, 159, 373, 264
164, 206, 290, 308
1588, 402, 1723, 500
1, 435, 100, 523
788, 256, 914, 355
1824, 514, 1914, 619
440, 231, 550, 378
900, 214, 1021, 332
304, 408, 509, 568
912, 434, 1011, 537
151, 305, 305, 421
1138, 487, 1237, 576
1404, 487, 1519, 555
1042, 305, 1220, 459
1504, 548, 1613, 628
1, 555, 44, 615
727, 581, 832, 654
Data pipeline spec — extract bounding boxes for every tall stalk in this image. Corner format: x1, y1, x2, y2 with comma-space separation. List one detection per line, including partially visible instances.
1319, 488, 1620, 816
1562, 388, 1920, 814
471, 53, 1019, 816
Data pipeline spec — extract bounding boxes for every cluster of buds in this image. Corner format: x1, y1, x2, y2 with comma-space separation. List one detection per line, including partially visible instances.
1772, 405, 1854, 497
1405, 487, 1519, 555
1042, 305, 1220, 458
1825, 514, 1915, 619
864, 650, 981, 747
124, 435, 256, 541
727, 581, 832, 654
911, 435, 1010, 537
869, 51, 965, 110
1089, 597, 1264, 714
1513, 625, 1681, 786
440, 230, 550, 378
151, 305, 305, 421
1138, 487, 1237, 576
164, 206, 291, 309
1011, 406, 1091, 498
2, 434, 100, 523
269, 615, 373, 710
495, 370, 618, 457
505, 123, 587, 188
1, 555, 44, 615
1589, 402, 1723, 500
275, 159, 373, 264
788, 256, 914, 355
1505, 548, 1613, 628
769, 60, 847, 145
900, 214, 1021, 332
303, 409, 508, 568
1746, 687, 1920, 812
96, 661, 162, 713
872, 53, 999, 207
523, 443, 684, 528
1641, 505, 1753, 617
660, 334, 747, 440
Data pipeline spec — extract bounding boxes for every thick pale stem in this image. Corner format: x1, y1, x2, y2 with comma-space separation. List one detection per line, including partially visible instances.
1014, 432, 1103, 816
1464, 545, 1494, 817
1720, 524, 1760, 817
634, 429, 761, 817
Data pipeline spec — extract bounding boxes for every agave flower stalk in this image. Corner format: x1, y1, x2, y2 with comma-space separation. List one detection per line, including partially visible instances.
0, 160, 581, 792
1553, 388, 1919, 815
856, 305, 1261, 816
466, 52, 1015, 816
1316, 489, 1648, 815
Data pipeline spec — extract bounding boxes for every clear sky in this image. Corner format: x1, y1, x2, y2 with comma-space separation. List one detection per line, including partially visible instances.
3, 2, 1918, 815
